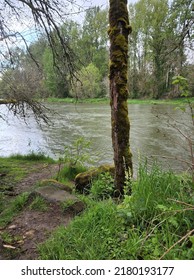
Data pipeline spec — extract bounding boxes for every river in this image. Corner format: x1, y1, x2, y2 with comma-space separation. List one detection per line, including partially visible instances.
0, 102, 192, 174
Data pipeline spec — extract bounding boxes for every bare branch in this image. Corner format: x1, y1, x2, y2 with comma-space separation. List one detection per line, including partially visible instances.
159, 229, 194, 260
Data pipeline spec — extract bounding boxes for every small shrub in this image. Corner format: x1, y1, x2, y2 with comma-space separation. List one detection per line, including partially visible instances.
58, 137, 92, 181
58, 165, 87, 181
90, 173, 114, 199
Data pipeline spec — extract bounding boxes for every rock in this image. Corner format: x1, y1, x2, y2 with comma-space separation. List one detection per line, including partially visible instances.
39, 179, 72, 193
34, 185, 85, 214
62, 200, 86, 215
75, 164, 115, 193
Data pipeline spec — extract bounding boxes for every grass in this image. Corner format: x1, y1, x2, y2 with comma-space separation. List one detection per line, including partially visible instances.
127, 97, 194, 105
57, 164, 87, 182
0, 192, 29, 227
0, 153, 55, 189
9, 152, 55, 162
39, 162, 194, 260
46, 97, 109, 104
38, 199, 124, 260
45, 96, 194, 105
29, 196, 49, 211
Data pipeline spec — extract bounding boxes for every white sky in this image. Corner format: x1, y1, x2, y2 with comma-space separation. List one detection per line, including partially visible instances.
71, 0, 137, 23
83, 0, 137, 7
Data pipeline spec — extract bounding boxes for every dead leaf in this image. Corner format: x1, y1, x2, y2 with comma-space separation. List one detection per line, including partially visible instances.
23, 230, 35, 238
8, 225, 17, 230
3, 244, 16, 249
17, 240, 24, 245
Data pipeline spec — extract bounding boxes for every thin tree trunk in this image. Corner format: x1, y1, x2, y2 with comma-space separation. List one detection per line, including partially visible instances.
109, 0, 133, 197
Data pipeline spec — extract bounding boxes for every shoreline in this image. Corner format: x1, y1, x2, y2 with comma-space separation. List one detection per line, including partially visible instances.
45, 97, 194, 105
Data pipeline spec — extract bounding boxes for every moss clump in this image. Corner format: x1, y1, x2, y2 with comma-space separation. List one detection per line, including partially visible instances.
75, 165, 115, 194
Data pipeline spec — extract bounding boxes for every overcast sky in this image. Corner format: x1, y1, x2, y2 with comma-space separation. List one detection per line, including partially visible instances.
72, 0, 138, 22
81, 0, 137, 8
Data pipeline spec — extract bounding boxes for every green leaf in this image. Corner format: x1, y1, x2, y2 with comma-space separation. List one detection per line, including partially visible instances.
189, 236, 194, 246
156, 204, 169, 211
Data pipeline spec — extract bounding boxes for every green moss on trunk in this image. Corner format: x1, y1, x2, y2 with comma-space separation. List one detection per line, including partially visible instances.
109, 0, 133, 196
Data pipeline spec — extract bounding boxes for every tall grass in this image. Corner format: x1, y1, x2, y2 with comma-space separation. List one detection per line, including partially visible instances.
118, 162, 194, 259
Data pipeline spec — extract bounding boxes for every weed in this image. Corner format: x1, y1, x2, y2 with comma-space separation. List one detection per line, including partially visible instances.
0, 231, 13, 244
90, 173, 114, 199
57, 137, 92, 181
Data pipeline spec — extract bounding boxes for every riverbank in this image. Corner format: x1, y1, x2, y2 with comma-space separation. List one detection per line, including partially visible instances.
0, 154, 193, 260
46, 97, 194, 105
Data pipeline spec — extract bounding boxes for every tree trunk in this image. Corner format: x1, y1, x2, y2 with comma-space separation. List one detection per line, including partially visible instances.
108, 0, 133, 197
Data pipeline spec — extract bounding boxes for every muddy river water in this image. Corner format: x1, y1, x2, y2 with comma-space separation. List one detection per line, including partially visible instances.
0, 102, 192, 174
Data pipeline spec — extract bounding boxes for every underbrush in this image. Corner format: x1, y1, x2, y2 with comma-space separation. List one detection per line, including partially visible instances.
39, 163, 194, 260
57, 165, 87, 182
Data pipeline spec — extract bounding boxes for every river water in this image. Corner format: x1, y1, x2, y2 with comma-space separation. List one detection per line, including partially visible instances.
0, 102, 192, 173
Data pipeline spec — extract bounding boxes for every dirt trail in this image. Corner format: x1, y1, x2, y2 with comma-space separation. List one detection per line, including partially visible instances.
15, 163, 60, 194
0, 163, 83, 260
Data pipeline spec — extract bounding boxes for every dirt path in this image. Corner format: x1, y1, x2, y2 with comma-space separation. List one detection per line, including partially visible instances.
15, 163, 60, 194
0, 163, 82, 260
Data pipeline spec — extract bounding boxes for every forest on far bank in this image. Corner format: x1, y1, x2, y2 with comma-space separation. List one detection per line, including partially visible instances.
0, 0, 194, 101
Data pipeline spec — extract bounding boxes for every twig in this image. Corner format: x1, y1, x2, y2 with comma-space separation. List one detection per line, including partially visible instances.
159, 229, 194, 260
167, 198, 194, 208
150, 155, 193, 167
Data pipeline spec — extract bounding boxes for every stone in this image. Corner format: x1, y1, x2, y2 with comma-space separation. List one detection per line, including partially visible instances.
35, 186, 74, 202
75, 164, 115, 193
33, 185, 85, 214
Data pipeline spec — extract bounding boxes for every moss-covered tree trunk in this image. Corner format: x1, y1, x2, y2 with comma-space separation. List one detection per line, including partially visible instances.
109, 0, 133, 196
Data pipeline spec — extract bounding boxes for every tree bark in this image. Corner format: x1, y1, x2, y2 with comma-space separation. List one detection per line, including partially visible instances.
109, 0, 133, 197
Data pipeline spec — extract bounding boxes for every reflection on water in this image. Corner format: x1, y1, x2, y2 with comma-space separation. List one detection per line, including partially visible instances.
0, 102, 192, 173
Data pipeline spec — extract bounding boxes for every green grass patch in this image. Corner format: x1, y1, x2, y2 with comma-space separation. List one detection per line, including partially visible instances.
46, 97, 109, 104
29, 196, 49, 211
45, 97, 194, 105
38, 200, 125, 260
0, 192, 29, 227
9, 152, 55, 163
127, 97, 194, 105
